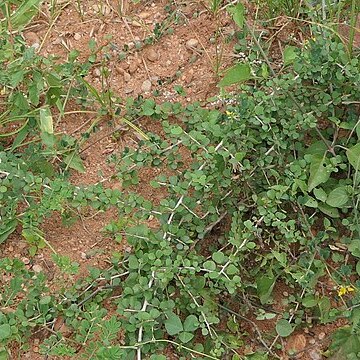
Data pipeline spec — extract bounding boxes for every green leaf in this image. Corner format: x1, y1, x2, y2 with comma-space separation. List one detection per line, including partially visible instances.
63, 152, 85, 173
219, 63, 252, 87
212, 251, 225, 264
227, 3, 245, 28
313, 188, 327, 202
0, 347, 8, 360
39, 107, 54, 134
346, 143, 360, 171
184, 315, 199, 332
326, 187, 349, 208
0, 324, 11, 341
318, 296, 331, 323
308, 154, 332, 192
283, 46, 297, 66
318, 203, 339, 218
150, 356, 167, 360
179, 331, 194, 343
356, 261, 360, 276
302, 296, 318, 308
275, 319, 294, 337
164, 312, 183, 336
39, 296, 51, 305
348, 239, 360, 258
0, 220, 18, 244
171, 126, 183, 135
256, 276, 275, 304
4, 0, 43, 30
203, 260, 216, 271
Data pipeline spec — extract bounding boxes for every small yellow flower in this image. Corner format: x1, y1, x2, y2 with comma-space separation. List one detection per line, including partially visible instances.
338, 285, 355, 297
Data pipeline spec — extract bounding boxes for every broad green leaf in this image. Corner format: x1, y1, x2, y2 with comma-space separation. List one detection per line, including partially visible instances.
227, 3, 245, 28
346, 143, 360, 171
318, 203, 339, 218
302, 295, 318, 308
171, 126, 183, 135
184, 315, 199, 332
179, 331, 194, 343
219, 63, 251, 87
326, 187, 349, 208
313, 188, 327, 202
39, 107, 54, 134
0, 324, 11, 341
348, 239, 360, 258
63, 153, 85, 173
308, 154, 332, 192
39, 296, 51, 305
283, 46, 297, 65
164, 312, 183, 336
256, 276, 275, 304
275, 319, 294, 337
305, 141, 328, 155
304, 196, 318, 208
212, 251, 225, 264
203, 260, 216, 271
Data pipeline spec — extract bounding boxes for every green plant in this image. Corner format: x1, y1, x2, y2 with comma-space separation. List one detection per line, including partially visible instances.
1, 1, 360, 359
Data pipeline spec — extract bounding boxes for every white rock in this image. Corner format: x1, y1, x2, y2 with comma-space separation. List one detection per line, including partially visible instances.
141, 80, 152, 93
32, 264, 43, 273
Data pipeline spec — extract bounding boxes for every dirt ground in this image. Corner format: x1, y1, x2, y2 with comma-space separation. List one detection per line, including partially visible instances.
1, 1, 359, 359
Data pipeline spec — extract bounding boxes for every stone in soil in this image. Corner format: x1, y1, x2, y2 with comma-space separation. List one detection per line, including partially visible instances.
24, 32, 40, 49
146, 48, 159, 62
129, 60, 140, 74
309, 349, 322, 360
186, 38, 199, 50
141, 80, 152, 93
32, 264, 43, 273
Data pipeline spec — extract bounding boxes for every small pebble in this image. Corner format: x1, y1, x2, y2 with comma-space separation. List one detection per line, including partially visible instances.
81, 252, 87, 260
139, 11, 151, 19
22, 257, 30, 265
24, 32, 40, 49
123, 72, 131, 82
8, 245, 14, 252
309, 339, 316, 345
318, 332, 326, 340
32, 264, 43, 273
186, 38, 199, 49
141, 79, 152, 93
74, 33, 81, 41
128, 61, 139, 74
124, 88, 134, 94
309, 349, 322, 360
92, 4, 111, 16
146, 48, 159, 62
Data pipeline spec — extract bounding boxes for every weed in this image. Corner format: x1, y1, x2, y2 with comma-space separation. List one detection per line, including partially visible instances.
1, 1, 360, 359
